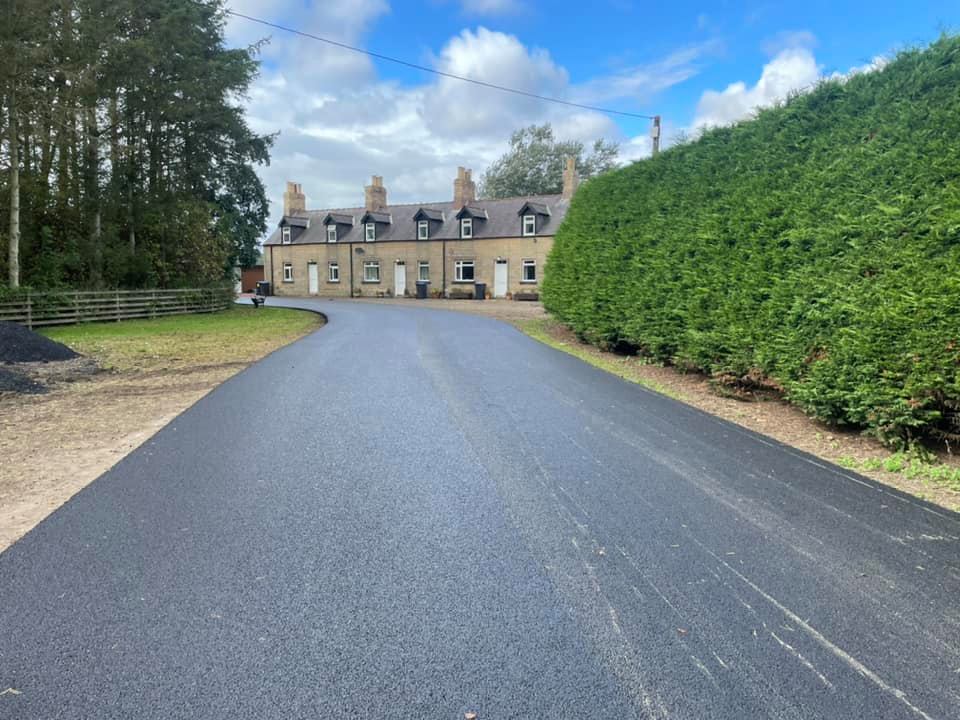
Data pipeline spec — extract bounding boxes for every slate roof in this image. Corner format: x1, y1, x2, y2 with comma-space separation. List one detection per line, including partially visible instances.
413, 208, 444, 222
323, 212, 354, 225
265, 194, 569, 246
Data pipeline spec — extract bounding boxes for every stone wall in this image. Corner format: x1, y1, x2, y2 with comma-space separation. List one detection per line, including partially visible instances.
264, 236, 552, 299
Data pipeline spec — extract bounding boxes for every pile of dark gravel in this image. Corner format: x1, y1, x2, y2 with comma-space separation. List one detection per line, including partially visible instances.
0, 321, 79, 363
0, 367, 46, 394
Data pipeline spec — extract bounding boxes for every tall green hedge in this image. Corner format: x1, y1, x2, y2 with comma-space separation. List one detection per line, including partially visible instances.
543, 36, 960, 447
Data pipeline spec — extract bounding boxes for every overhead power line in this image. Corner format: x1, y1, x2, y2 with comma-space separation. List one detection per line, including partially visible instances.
222, 6, 657, 121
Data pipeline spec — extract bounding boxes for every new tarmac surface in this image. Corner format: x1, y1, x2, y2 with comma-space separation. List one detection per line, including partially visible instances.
2, 299, 959, 719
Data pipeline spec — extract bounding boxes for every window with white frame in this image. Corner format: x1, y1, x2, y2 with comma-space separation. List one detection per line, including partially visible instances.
522, 214, 536, 236
454, 260, 475, 282
363, 260, 380, 282
460, 217, 472, 239
418, 261, 429, 282
282, 263, 293, 282
282, 226, 291, 244
417, 220, 429, 240
521, 259, 537, 282
326, 225, 337, 243
365, 223, 376, 242
328, 262, 340, 282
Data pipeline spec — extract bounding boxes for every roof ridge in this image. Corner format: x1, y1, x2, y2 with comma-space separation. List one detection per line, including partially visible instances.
304, 193, 564, 217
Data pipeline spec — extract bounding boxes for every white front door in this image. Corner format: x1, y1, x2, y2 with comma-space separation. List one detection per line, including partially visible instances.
494, 260, 508, 298
394, 261, 406, 297
308, 262, 319, 295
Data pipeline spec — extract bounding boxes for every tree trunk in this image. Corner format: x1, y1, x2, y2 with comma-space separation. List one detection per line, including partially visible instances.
8, 92, 20, 288
127, 182, 135, 254
85, 106, 102, 287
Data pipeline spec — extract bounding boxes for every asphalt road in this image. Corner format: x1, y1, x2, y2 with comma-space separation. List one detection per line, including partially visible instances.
2, 298, 959, 719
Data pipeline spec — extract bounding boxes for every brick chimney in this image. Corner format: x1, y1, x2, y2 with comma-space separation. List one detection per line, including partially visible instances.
283, 181, 306, 216
453, 167, 476, 207
562, 157, 579, 200
364, 175, 387, 211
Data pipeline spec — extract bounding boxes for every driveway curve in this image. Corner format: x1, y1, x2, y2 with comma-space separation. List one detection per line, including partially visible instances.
2, 297, 959, 719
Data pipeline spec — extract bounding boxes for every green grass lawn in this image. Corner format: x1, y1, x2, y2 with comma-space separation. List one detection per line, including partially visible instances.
41, 306, 323, 372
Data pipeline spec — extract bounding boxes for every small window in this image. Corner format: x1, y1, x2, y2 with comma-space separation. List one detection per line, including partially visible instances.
326, 225, 337, 243
282, 226, 291, 244
417, 220, 429, 240
363, 260, 380, 283
455, 260, 475, 282
283, 263, 293, 282
521, 259, 537, 283
365, 223, 376, 242
418, 261, 429, 282
328, 262, 340, 282
460, 217, 473, 239
522, 214, 536, 236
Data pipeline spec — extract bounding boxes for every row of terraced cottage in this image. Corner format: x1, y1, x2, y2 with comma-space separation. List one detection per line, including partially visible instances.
263, 160, 579, 299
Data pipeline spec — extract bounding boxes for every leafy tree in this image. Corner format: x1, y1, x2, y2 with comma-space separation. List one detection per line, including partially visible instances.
479, 123, 619, 199
0, 0, 272, 290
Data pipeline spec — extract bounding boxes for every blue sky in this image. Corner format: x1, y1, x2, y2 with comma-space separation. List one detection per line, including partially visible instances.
225, 0, 959, 225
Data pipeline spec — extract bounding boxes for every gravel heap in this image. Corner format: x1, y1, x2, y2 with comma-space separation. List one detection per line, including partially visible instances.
0, 321, 79, 363
0, 367, 46, 394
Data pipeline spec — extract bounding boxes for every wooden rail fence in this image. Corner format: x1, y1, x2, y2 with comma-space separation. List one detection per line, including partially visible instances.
0, 288, 234, 329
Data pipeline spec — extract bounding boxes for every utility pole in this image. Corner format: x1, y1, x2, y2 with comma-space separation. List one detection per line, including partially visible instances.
651, 115, 661, 156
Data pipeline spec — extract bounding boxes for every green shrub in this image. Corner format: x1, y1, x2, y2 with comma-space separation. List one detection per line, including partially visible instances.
543, 35, 960, 447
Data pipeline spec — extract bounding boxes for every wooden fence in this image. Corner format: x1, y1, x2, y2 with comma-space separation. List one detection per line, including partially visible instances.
0, 287, 234, 329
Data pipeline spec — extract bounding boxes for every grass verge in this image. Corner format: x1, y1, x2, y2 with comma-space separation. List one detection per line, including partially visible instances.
41, 306, 322, 372
516, 316, 960, 511
517, 317, 682, 400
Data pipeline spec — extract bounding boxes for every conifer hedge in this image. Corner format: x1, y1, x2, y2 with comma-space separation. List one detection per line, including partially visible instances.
542, 36, 960, 447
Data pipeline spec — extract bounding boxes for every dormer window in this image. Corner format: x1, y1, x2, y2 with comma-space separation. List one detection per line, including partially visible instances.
522, 214, 536, 236
418, 220, 429, 240
460, 217, 473, 239
365, 223, 376, 242
326, 225, 337, 243
282, 226, 291, 244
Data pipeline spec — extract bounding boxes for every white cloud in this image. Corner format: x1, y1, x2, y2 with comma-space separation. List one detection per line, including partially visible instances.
239, 19, 699, 230
831, 55, 889, 81
690, 34, 889, 133
692, 46, 821, 129
423, 27, 569, 138
575, 42, 717, 105
227, 0, 390, 90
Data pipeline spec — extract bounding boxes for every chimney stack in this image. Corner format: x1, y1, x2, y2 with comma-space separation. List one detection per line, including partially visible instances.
562, 157, 579, 200
283, 181, 306, 216
364, 175, 387, 211
453, 167, 476, 207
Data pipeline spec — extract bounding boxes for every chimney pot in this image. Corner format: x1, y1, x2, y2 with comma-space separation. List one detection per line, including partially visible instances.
283, 181, 306, 216
562, 157, 579, 200
365, 175, 388, 211
454, 167, 476, 207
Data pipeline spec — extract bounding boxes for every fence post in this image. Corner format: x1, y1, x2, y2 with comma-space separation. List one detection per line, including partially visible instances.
115, 289, 120, 322
26, 291, 32, 330
74, 291, 80, 323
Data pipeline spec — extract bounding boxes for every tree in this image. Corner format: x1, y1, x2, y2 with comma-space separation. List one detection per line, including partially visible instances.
479, 123, 619, 199
0, 0, 272, 290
